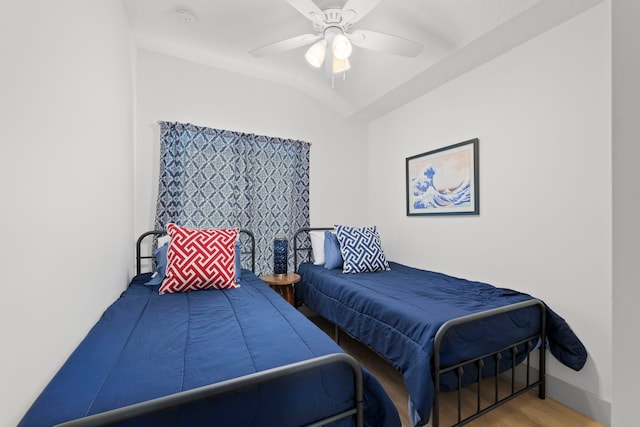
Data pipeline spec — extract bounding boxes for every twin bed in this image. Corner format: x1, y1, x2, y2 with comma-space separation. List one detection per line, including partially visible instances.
21, 225, 587, 427
293, 227, 587, 427
19, 229, 400, 427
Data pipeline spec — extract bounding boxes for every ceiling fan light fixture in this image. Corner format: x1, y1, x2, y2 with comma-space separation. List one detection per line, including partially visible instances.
250, 0, 424, 85
305, 40, 326, 68
332, 34, 352, 60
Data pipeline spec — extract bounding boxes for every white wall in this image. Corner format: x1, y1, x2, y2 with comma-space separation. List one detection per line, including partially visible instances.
611, 1, 640, 426
0, 2, 135, 425
134, 49, 369, 237
1, 2, 622, 425
368, 4, 611, 424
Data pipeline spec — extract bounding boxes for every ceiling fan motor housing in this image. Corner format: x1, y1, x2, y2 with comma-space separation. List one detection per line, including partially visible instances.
312, 8, 354, 33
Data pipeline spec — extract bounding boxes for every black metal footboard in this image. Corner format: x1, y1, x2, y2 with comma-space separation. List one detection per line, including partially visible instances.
55, 353, 364, 427
432, 299, 547, 427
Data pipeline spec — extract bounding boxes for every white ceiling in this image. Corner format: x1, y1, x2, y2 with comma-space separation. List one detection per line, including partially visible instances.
122, 0, 602, 122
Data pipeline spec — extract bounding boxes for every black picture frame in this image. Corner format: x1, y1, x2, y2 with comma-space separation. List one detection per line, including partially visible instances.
406, 138, 479, 216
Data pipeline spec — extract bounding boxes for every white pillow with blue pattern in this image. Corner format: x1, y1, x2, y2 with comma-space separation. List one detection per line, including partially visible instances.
334, 224, 390, 273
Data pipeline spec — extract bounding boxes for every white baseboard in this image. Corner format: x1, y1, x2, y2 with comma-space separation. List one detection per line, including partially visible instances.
515, 366, 610, 426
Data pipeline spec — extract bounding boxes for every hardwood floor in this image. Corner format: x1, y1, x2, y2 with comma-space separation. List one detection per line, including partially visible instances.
305, 313, 604, 427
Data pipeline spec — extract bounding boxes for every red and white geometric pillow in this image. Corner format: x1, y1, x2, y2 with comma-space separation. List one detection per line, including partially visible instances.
159, 223, 240, 295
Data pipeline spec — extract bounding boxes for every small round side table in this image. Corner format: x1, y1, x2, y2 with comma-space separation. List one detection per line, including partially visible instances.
260, 273, 301, 306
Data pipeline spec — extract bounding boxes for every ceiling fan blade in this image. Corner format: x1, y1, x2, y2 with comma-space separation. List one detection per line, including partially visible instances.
286, 0, 322, 21
341, 0, 384, 24
349, 30, 423, 57
249, 34, 320, 57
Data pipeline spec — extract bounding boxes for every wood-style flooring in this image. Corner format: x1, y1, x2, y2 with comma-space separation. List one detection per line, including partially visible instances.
305, 313, 604, 427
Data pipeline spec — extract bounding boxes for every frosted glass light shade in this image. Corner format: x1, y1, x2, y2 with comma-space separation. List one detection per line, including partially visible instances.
332, 34, 352, 60
332, 57, 351, 73
305, 40, 326, 68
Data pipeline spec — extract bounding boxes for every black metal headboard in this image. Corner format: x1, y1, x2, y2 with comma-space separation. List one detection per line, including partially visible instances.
292, 227, 333, 272
136, 229, 256, 275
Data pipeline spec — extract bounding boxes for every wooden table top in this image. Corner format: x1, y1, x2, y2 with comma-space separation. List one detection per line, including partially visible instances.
260, 272, 301, 286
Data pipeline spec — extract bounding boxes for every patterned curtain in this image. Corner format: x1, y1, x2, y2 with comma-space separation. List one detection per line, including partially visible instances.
154, 121, 310, 275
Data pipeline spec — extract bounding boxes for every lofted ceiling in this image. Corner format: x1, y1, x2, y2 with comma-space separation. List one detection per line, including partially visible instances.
122, 0, 602, 122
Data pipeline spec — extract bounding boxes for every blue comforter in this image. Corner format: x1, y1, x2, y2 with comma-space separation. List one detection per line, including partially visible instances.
296, 262, 587, 426
20, 270, 400, 427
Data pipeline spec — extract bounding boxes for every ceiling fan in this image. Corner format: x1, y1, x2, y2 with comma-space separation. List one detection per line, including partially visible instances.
249, 0, 423, 79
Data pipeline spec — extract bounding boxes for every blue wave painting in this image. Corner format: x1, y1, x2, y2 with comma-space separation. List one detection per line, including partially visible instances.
411, 163, 471, 209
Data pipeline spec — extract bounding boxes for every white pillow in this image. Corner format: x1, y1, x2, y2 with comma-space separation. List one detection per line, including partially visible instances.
309, 231, 325, 265
158, 235, 171, 247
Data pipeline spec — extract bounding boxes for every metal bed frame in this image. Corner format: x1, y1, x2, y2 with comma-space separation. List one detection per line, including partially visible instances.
293, 227, 547, 427
136, 229, 257, 275
55, 229, 365, 427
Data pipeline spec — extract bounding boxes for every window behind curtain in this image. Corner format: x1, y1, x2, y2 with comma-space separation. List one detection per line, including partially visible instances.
154, 121, 310, 274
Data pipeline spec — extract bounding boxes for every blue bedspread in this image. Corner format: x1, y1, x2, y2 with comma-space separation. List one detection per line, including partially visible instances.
296, 262, 587, 426
20, 270, 400, 427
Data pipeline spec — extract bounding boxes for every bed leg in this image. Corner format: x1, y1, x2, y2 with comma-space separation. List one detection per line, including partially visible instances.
538, 354, 546, 399
538, 347, 546, 399
538, 304, 547, 400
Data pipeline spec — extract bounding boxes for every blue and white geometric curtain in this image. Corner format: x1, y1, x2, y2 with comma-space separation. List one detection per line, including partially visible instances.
154, 121, 310, 275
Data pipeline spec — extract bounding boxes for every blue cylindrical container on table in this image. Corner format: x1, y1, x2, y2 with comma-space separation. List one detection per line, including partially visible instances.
274, 238, 288, 276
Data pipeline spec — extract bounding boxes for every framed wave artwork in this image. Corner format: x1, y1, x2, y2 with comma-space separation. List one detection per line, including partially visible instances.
406, 138, 479, 216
